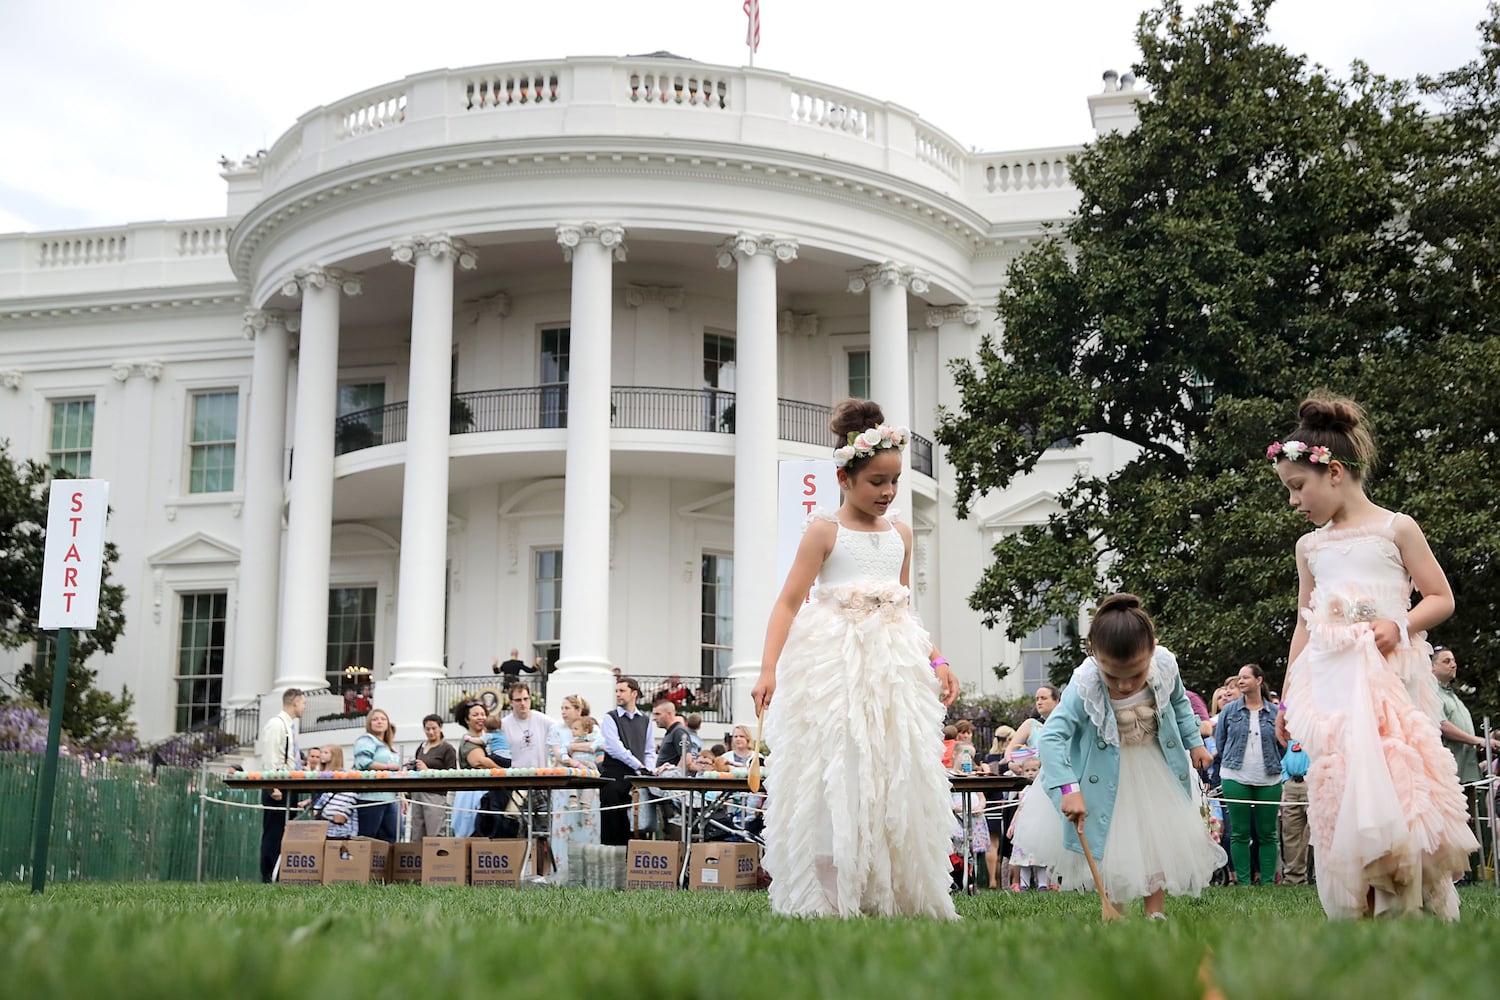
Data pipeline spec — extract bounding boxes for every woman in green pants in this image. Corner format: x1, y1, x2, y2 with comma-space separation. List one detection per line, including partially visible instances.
1213, 664, 1286, 885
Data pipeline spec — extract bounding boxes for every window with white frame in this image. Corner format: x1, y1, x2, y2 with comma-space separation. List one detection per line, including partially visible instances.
1020, 614, 1069, 694
48, 398, 95, 477
188, 390, 238, 493
326, 587, 377, 692
539, 327, 570, 428
700, 553, 733, 682
847, 349, 871, 400
704, 332, 736, 431
336, 382, 386, 449
176, 591, 227, 730
533, 549, 563, 668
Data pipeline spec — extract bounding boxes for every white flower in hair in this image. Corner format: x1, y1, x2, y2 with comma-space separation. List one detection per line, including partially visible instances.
834, 423, 910, 467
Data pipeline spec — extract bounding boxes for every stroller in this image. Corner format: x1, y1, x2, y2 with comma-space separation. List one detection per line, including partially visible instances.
687, 789, 765, 845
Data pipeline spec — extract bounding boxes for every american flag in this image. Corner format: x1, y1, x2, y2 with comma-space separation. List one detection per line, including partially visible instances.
744, 0, 760, 54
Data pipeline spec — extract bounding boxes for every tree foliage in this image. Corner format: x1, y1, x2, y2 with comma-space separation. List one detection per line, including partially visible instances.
0, 441, 134, 749
938, 0, 1500, 719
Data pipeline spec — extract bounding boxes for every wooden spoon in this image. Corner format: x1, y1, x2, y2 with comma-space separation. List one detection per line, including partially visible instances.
747, 709, 765, 793
1076, 824, 1124, 921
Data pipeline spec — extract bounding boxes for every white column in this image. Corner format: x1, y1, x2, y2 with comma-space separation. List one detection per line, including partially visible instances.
389, 235, 476, 681
925, 304, 982, 484
551, 222, 626, 718
849, 261, 930, 520
719, 232, 798, 729
274, 266, 361, 693
922, 304, 981, 652
232, 309, 293, 706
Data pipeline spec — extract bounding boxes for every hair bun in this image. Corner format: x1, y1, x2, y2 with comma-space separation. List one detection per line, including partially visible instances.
1097, 593, 1142, 614
828, 397, 886, 442
1298, 394, 1364, 433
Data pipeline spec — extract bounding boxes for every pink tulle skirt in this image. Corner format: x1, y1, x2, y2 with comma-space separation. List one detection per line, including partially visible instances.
1286, 622, 1478, 919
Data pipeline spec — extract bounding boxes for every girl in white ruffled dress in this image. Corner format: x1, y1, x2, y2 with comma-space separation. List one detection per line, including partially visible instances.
1269, 393, 1477, 919
752, 398, 961, 919
1035, 595, 1226, 918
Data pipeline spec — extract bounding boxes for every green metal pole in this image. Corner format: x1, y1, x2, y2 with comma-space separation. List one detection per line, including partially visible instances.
30, 627, 72, 893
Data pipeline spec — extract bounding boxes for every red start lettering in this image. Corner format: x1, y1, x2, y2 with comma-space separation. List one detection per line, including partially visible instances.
70, 492, 84, 513
801, 473, 817, 495
64, 543, 82, 562
69, 516, 83, 536
64, 568, 78, 587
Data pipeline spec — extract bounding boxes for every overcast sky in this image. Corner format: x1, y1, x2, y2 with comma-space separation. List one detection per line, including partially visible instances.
0, 0, 1491, 234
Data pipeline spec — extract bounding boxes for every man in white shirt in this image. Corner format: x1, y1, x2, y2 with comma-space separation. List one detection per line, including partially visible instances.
500, 683, 555, 874
258, 688, 306, 882
599, 677, 657, 845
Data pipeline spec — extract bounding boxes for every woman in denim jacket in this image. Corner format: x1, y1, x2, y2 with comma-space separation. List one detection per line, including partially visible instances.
1213, 664, 1285, 886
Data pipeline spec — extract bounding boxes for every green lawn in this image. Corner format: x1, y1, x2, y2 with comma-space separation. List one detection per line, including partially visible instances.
3, 883, 1497, 998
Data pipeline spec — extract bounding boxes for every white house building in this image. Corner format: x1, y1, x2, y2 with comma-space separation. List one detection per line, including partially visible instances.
0, 55, 1143, 746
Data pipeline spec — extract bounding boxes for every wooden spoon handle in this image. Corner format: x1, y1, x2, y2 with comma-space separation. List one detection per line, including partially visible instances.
747, 711, 765, 793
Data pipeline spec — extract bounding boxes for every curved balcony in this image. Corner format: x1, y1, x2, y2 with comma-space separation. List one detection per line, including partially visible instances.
333, 386, 934, 476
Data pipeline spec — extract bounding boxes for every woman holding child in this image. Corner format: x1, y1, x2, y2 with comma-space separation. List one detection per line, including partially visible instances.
546, 694, 603, 883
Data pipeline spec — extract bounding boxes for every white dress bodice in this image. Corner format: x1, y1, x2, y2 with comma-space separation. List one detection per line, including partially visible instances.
817, 522, 904, 588
1304, 518, 1412, 624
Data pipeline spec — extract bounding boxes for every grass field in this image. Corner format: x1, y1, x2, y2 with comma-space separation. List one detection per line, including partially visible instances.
3, 882, 1498, 998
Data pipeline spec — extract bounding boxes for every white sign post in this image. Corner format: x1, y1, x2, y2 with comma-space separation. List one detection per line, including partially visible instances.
777, 460, 840, 596
32, 479, 110, 893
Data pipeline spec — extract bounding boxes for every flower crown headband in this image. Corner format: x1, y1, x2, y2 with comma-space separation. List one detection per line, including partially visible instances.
834, 424, 909, 468
1266, 440, 1364, 468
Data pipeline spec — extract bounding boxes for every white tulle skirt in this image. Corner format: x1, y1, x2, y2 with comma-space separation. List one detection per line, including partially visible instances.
1009, 782, 1060, 867
1027, 745, 1225, 902
763, 585, 958, 920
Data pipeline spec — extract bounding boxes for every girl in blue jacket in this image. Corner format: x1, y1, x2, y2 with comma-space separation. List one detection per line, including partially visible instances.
1037, 594, 1226, 918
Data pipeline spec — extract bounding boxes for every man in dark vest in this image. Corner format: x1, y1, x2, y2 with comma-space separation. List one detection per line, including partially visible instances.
599, 676, 657, 845
649, 699, 694, 828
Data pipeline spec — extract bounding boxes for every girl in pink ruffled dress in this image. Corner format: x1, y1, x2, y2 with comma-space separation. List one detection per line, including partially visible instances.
1270, 393, 1478, 919
752, 399, 961, 919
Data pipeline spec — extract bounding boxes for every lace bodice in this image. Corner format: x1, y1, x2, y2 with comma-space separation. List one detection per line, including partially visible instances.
816, 519, 905, 588
1110, 689, 1159, 747
1304, 517, 1413, 624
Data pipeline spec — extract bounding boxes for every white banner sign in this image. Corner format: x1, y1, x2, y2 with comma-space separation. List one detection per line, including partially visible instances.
777, 460, 840, 594
38, 480, 110, 629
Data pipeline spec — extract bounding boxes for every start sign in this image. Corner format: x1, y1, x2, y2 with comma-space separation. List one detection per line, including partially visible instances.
37, 480, 110, 629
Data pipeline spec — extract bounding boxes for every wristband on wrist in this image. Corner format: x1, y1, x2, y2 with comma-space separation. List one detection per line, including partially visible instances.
1395, 617, 1410, 647
929, 657, 949, 668
1058, 782, 1080, 796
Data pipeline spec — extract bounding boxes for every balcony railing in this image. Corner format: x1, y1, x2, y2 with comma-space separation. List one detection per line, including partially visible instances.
630, 674, 734, 726
911, 432, 934, 477
435, 674, 547, 720
333, 386, 936, 476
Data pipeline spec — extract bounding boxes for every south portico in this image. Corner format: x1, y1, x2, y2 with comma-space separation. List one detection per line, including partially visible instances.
236, 219, 944, 738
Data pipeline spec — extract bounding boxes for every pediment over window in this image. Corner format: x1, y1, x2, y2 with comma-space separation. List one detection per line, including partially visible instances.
331, 523, 400, 557
147, 531, 240, 566
677, 488, 734, 522
979, 490, 1060, 532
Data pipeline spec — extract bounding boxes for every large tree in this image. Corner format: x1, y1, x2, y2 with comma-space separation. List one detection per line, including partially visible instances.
0, 441, 134, 750
938, 0, 1500, 718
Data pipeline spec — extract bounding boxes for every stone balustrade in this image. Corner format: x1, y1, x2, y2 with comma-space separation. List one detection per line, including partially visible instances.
975, 148, 1076, 193
229, 58, 1098, 209
0, 220, 240, 299
0, 59, 1130, 288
